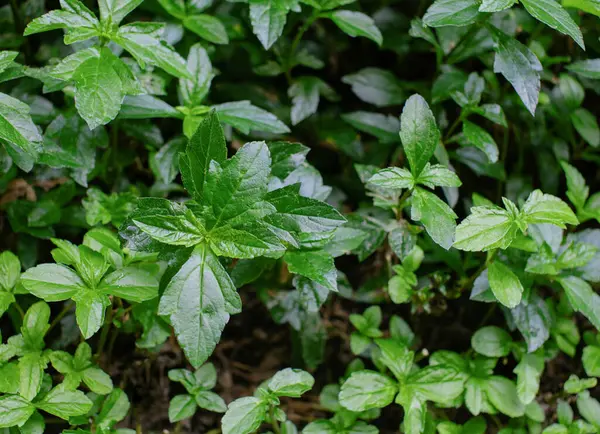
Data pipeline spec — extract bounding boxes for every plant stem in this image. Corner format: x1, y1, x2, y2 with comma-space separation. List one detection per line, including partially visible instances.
48, 303, 73, 333
285, 10, 321, 81
96, 302, 114, 359
13, 299, 25, 319
444, 113, 464, 142
269, 407, 281, 434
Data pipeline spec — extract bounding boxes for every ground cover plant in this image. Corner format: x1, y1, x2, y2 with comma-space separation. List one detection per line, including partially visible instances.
1, 0, 600, 432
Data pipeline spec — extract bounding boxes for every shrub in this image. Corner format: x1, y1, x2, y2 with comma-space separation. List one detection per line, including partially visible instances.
1, 0, 600, 433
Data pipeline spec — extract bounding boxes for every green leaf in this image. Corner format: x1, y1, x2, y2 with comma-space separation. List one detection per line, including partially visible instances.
222, 397, 268, 434
289, 76, 330, 126
158, 244, 242, 368
329, 11, 382, 46
0, 93, 43, 171
583, 345, 600, 377
339, 371, 398, 412
0, 250, 20, 292
375, 339, 414, 380
423, 0, 481, 27
73, 290, 110, 339
406, 365, 466, 403
212, 101, 290, 134
571, 108, 600, 147
399, 94, 440, 177
249, 0, 291, 50
480, 0, 517, 12
115, 23, 191, 79
462, 121, 499, 163
98, 0, 143, 24
514, 353, 543, 404
24, 0, 99, 44
119, 95, 179, 119
342, 68, 404, 107
195, 390, 227, 413
183, 15, 229, 45
36, 387, 93, 420
454, 206, 517, 251
558, 276, 600, 330
0, 395, 35, 428
368, 167, 414, 190
522, 190, 579, 227
183, 111, 227, 200
168, 394, 197, 422
71, 48, 128, 130
567, 58, 600, 79
484, 376, 525, 417
411, 188, 457, 250
561, 160, 589, 210
511, 294, 551, 352
97, 389, 130, 429
21, 264, 85, 301
99, 266, 159, 303
284, 250, 337, 292
341, 111, 400, 143
267, 368, 315, 397
487, 261, 524, 308
131, 198, 206, 247
81, 367, 113, 395
264, 184, 346, 241
520, 0, 584, 49
488, 26, 542, 116
471, 326, 513, 357
180, 44, 215, 108
416, 164, 462, 188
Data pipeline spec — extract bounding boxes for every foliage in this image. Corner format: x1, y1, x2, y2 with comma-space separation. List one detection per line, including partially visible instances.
1, 0, 600, 432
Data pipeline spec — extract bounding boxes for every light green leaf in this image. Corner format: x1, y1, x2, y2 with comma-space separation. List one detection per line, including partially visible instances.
329, 11, 382, 46
116, 23, 191, 79
168, 394, 197, 422
183, 111, 227, 200
99, 266, 159, 303
485, 376, 525, 417
98, 0, 143, 24
471, 326, 513, 357
400, 94, 440, 177
411, 187, 457, 250
158, 244, 242, 368
520, 0, 584, 49
571, 108, 600, 147
284, 250, 337, 292
222, 397, 268, 434
462, 121, 499, 163
212, 101, 290, 134
480, 0, 517, 12
454, 206, 517, 251
21, 264, 85, 301
267, 368, 315, 397
183, 14, 229, 45
368, 167, 414, 190
559, 276, 600, 330
0, 395, 35, 428
341, 111, 400, 143
583, 345, 600, 377
131, 198, 206, 247
514, 353, 543, 404
0, 250, 20, 292
567, 58, 600, 79
406, 364, 466, 403
488, 261, 524, 308
249, 0, 290, 50
416, 163, 462, 188
73, 290, 110, 339
488, 25, 542, 116
423, 0, 481, 27
342, 68, 404, 107
522, 190, 579, 227
339, 371, 398, 412
36, 387, 93, 420
0, 93, 43, 171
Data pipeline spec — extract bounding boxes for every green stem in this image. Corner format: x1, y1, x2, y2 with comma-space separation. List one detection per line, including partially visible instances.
285, 10, 321, 79
96, 302, 114, 359
269, 406, 281, 434
13, 299, 25, 319
48, 303, 73, 334
444, 112, 464, 142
